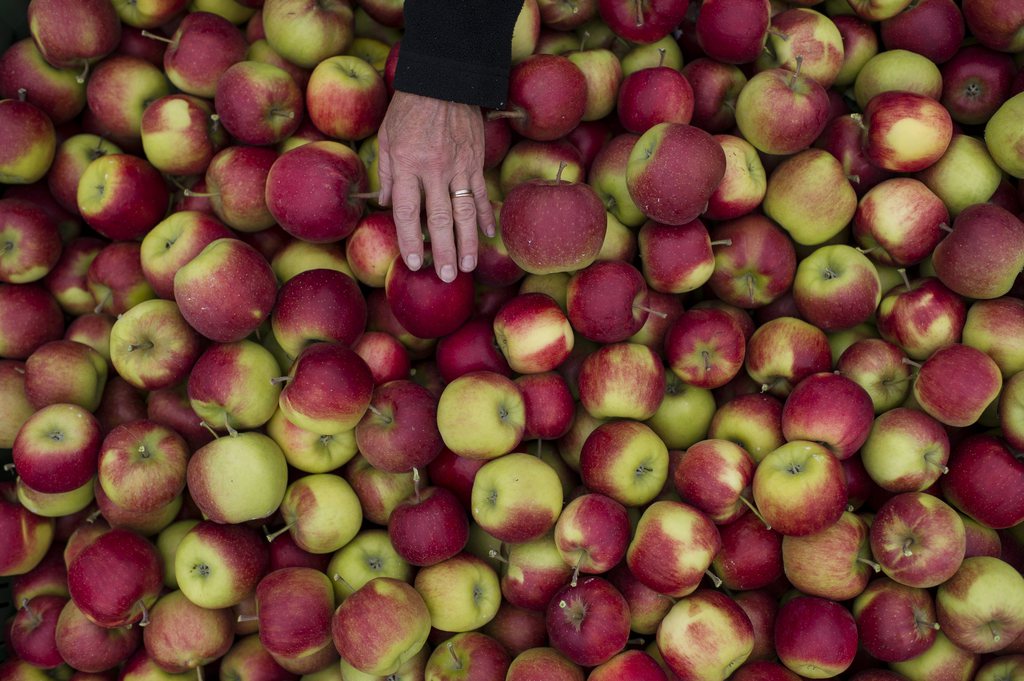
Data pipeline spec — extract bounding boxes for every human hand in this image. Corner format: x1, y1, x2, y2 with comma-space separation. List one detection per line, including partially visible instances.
377, 90, 496, 283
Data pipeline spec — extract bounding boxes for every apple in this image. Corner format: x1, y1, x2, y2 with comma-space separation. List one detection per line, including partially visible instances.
143, 589, 235, 673
186, 431, 289, 524
256, 567, 338, 673
345, 212, 400, 287
626, 122, 727, 226
579, 420, 669, 508
187, 340, 281, 433
936, 556, 1024, 654
734, 67, 830, 156
751, 440, 847, 537
97, 419, 188, 514
12, 402, 101, 496
203, 145, 279, 232
566, 48, 621, 123
546, 576, 630, 667
657, 589, 754, 680
424, 631, 511, 681
744, 316, 832, 397
711, 512, 783, 591
414, 552, 502, 633
862, 90, 953, 173
139, 211, 232, 299
499, 172, 606, 276
108, 299, 202, 392
9, 593, 65, 669
0, 482, 56, 578
493, 292, 574, 373
781, 372, 875, 460
388, 485, 468, 568
870, 492, 967, 588
516, 371, 575, 442
763, 149, 858, 247
501, 138, 584, 194
502, 53, 587, 141
707, 214, 796, 309
757, 8, 845, 88
0, 99, 56, 186
218, 634, 297, 681
912, 343, 1002, 428
889, 631, 981, 681
54, 598, 141, 673
27, 0, 121, 79
587, 133, 645, 227
775, 596, 858, 679
833, 14, 879, 87
567, 260, 648, 343
962, 0, 1024, 52
471, 452, 563, 543
860, 407, 950, 492
853, 576, 940, 663
578, 342, 665, 420
173, 238, 278, 343
673, 439, 756, 525
263, 0, 354, 69
0, 199, 62, 285
437, 371, 525, 460
853, 49, 944, 109
854, 178, 949, 266
782, 511, 876, 601
597, 0, 688, 44
272, 473, 363, 554
932, 203, 1024, 300
506, 647, 583, 681
174, 521, 268, 609
705, 134, 767, 221
626, 500, 721, 597
880, 0, 964, 63
214, 61, 303, 146
384, 248, 475, 333
695, 0, 771, 64
941, 434, 1024, 530
940, 45, 1015, 126
616, 65, 693, 134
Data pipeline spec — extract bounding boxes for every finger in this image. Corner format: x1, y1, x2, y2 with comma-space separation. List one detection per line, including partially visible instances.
450, 177, 479, 273
391, 172, 423, 271
471, 171, 495, 238
422, 176, 458, 283
377, 131, 393, 208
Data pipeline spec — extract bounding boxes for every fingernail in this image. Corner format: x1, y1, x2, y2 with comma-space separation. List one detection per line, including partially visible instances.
441, 265, 455, 282
407, 254, 421, 270
461, 256, 475, 271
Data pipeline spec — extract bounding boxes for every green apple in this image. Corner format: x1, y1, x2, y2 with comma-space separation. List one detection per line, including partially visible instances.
645, 371, 715, 450
414, 552, 502, 633
471, 453, 563, 544
156, 519, 200, 590
853, 49, 943, 109
16, 477, 94, 517
187, 340, 282, 432
985, 91, 1024, 178
620, 35, 683, 76
579, 420, 668, 507
763, 148, 858, 246
266, 408, 358, 473
186, 431, 289, 524
174, 521, 268, 609
437, 371, 526, 460
327, 529, 412, 602
861, 407, 950, 492
890, 632, 981, 681
272, 473, 363, 554
936, 556, 1024, 654
263, 0, 354, 69
916, 134, 1003, 217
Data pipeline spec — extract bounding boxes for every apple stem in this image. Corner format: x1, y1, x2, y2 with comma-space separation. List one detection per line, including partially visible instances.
137, 600, 150, 627
209, 114, 220, 134
857, 556, 882, 573
127, 341, 154, 352
223, 416, 238, 438
195, 665, 204, 681
269, 108, 295, 120
349, 191, 380, 200
923, 453, 949, 474
12, 365, 23, 375
768, 28, 790, 41
916, 617, 940, 630
847, 174, 861, 184
627, 637, 646, 647
487, 549, 509, 564
579, 30, 590, 51
856, 246, 879, 255
897, 267, 912, 290
486, 109, 526, 121
199, 421, 220, 440
86, 509, 102, 523
709, 239, 732, 248
702, 350, 712, 373
2, 463, 14, 475
939, 223, 953, 233
632, 304, 668, 319
555, 161, 567, 184
744, 273, 756, 305
738, 495, 772, 530
657, 47, 666, 68
412, 466, 421, 503
16, 87, 27, 102
183, 189, 219, 198
705, 569, 723, 588
990, 623, 1001, 642
901, 358, 922, 370
264, 522, 294, 543
93, 291, 111, 314
447, 642, 463, 670
140, 30, 174, 44
236, 614, 258, 623
788, 55, 803, 90
75, 60, 89, 84
269, 376, 291, 385
367, 404, 391, 424
902, 538, 914, 557
21, 603, 41, 627
570, 551, 586, 587
634, 0, 644, 27
332, 573, 356, 592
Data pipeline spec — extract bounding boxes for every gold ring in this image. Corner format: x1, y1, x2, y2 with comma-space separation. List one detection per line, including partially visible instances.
451, 189, 473, 198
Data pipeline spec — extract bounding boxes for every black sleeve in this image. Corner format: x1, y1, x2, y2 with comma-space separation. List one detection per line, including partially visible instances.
393, 0, 524, 109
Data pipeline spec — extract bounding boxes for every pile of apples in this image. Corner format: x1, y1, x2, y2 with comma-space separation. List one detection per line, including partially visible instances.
2, 0, 1024, 678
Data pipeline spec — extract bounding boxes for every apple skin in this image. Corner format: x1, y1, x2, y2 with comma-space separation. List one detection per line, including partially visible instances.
782, 511, 875, 601
27, 0, 122, 71
710, 512, 783, 592
854, 178, 949, 267
505, 53, 587, 141
54, 598, 142, 673
218, 633, 298, 681
695, 0, 770, 64
75, 154, 169, 242
493, 292, 574, 374
657, 589, 755, 681
580, 420, 669, 508
0, 39, 86, 126
471, 452, 563, 544
506, 647, 584, 681
744, 317, 832, 397
546, 576, 631, 667
139, 211, 233, 300
414, 551, 502, 633
23, 339, 107, 412
912, 343, 1002, 428
853, 577, 940, 663
940, 45, 1015, 126
10, 593, 66, 669
764, 149, 858, 247
0, 198, 62, 285
751, 440, 848, 537
424, 631, 511, 681
889, 630, 981, 681
577, 342, 665, 420
860, 407, 950, 493
388, 486, 468, 567
734, 67, 830, 156
67, 527, 163, 628
307, 54, 387, 141
174, 521, 269, 610
142, 589, 235, 673
962, 0, 1024, 52
173, 238, 278, 343
266, 140, 368, 243
673, 439, 754, 525
626, 122, 727, 226
97, 419, 188, 514
385, 251, 475, 338
597, 0, 688, 44
705, 134, 766, 221
681, 59, 746, 134
204, 145, 278, 232
707, 214, 796, 310
109, 299, 203, 392
932, 203, 1024, 300
963, 297, 1024, 377
775, 596, 858, 679
875, 276, 965, 362
590, 650, 669, 681
941, 434, 1024, 530
140, 94, 226, 177
254, 567, 338, 673
214, 60, 303, 146
936, 556, 1024, 654
187, 431, 289, 524
756, 8, 845, 89
870, 492, 967, 589
0, 99, 56, 186
436, 317, 511, 384
781, 372, 875, 460
616, 65, 693, 134
863, 91, 954, 173
567, 260, 648, 343
517, 371, 575, 441
626, 500, 721, 598
12, 403, 101, 495
262, 0, 354, 69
